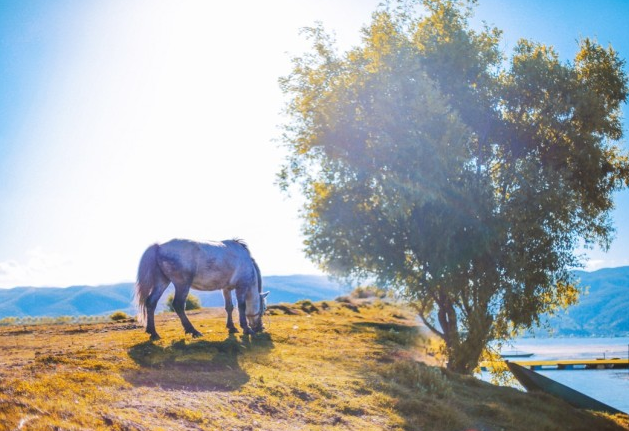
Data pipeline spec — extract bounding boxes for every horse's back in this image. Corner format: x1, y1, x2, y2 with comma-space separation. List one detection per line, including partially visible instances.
195, 240, 255, 290
156, 239, 254, 291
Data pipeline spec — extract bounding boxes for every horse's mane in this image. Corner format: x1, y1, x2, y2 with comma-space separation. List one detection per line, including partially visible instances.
252, 258, 262, 293
232, 238, 249, 252
231, 239, 261, 293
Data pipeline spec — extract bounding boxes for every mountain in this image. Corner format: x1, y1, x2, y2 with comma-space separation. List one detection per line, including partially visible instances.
543, 266, 629, 336
0, 275, 347, 319
0, 283, 136, 318
2, 267, 628, 336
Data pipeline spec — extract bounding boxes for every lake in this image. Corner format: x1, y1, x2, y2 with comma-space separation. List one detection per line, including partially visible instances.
481, 337, 629, 414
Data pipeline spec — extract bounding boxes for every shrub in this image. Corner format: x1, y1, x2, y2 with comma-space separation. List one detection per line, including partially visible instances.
110, 311, 130, 321
351, 286, 387, 299
267, 304, 299, 315
335, 296, 352, 303
296, 299, 319, 313
165, 293, 202, 312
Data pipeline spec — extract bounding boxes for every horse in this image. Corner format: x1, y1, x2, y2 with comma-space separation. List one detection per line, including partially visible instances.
134, 238, 269, 340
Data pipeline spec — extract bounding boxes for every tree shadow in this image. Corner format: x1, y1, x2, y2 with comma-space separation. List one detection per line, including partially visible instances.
353, 321, 416, 332
352, 321, 426, 354
125, 333, 274, 392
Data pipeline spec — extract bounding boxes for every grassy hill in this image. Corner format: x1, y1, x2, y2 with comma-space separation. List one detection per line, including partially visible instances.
0, 298, 627, 430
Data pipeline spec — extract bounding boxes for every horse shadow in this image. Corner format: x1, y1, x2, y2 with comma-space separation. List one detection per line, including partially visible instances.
125, 333, 274, 392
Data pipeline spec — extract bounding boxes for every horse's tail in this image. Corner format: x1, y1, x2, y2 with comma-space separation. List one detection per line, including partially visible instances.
134, 243, 160, 326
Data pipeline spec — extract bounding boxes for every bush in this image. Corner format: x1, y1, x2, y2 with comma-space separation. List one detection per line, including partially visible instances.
351, 286, 387, 299
335, 296, 352, 303
110, 311, 130, 321
296, 299, 319, 313
165, 293, 202, 312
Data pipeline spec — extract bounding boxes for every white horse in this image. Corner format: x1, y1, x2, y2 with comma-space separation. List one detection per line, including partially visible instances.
135, 239, 269, 340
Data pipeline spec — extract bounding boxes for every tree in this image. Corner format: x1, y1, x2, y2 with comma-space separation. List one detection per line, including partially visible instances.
166, 293, 202, 312
278, 0, 629, 374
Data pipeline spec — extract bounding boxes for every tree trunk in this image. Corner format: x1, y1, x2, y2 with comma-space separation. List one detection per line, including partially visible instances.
445, 336, 486, 374
437, 299, 492, 374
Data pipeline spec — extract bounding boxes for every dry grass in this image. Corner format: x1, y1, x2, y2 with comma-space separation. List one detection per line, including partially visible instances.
0, 299, 627, 430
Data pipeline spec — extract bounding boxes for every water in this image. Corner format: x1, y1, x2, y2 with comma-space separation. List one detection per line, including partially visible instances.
482, 337, 629, 414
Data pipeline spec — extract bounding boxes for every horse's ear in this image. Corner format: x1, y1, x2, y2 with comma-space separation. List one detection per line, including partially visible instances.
261, 291, 270, 299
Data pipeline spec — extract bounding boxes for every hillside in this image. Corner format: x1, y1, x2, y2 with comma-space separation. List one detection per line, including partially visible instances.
544, 266, 629, 336
0, 298, 627, 430
0, 275, 345, 319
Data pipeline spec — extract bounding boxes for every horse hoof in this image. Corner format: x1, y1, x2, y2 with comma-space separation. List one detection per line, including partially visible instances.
228, 327, 239, 334
190, 331, 203, 338
149, 334, 161, 341
243, 328, 255, 336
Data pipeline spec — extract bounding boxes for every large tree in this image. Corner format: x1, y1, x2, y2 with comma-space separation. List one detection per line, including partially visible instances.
278, 0, 629, 374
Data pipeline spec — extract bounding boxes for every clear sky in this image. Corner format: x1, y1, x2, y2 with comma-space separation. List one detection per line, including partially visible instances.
0, 0, 627, 288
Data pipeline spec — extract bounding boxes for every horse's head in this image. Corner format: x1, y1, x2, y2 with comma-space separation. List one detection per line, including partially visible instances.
247, 291, 269, 333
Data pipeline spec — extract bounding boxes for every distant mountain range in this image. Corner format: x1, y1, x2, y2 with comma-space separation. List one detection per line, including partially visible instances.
1, 267, 628, 336
0, 275, 347, 319
543, 266, 629, 337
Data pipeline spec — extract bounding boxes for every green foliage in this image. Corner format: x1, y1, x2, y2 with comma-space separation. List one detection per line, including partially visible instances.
278, 0, 629, 373
165, 293, 202, 312
109, 311, 130, 321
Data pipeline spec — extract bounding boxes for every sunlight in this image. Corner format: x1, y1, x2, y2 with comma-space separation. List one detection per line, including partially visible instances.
0, 0, 626, 287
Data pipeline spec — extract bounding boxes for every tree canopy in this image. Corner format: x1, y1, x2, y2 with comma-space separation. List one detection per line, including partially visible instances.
278, 0, 629, 373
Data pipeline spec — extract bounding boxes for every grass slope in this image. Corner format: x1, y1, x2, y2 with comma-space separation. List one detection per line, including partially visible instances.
0, 299, 627, 430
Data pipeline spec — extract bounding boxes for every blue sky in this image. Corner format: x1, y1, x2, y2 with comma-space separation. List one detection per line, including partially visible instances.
0, 0, 627, 288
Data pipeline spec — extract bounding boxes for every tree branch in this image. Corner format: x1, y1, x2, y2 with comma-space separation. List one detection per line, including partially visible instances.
409, 300, 445, 340
418, 312, 445, 340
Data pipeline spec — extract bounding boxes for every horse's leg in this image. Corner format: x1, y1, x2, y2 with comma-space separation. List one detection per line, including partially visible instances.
235, 288, 255, 335
173, 284, 202, 337
145, 277, 170, 341
223, 289, 238, 333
